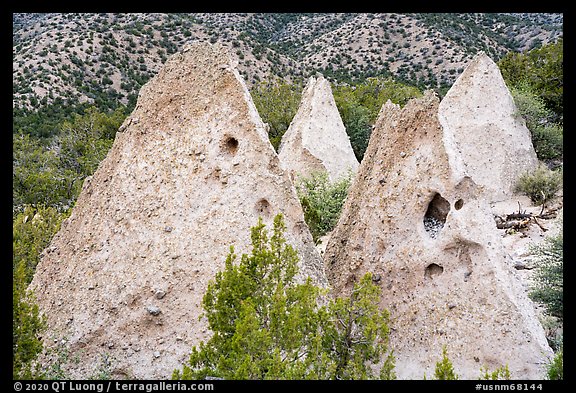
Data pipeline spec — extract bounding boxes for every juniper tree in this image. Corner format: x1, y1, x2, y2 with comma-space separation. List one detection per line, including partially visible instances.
173, 214, 394, 380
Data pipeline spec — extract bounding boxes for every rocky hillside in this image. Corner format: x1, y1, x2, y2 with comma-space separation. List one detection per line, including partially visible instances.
13, 13, 562, 114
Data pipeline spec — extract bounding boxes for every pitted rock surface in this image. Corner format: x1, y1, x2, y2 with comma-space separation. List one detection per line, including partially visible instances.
324, 91, 552, 379
30, 42, 326, 379
438, 52, 538, 203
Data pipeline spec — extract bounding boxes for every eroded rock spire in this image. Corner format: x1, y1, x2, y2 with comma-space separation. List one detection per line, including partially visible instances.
278, 74, 359, 182
30, 42, 326, 379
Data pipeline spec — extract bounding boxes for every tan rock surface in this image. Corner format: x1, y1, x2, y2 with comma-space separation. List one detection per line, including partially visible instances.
30, 42, 326, 379
278, 75, 359, 182
438, 52, 538, 203
324, 91, 553, 379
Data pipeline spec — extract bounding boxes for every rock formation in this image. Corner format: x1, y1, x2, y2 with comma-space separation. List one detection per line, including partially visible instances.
278, 75, 359, 182
324, 91, 553, 379
30, 42, 326, 379
438, 52, 538, 203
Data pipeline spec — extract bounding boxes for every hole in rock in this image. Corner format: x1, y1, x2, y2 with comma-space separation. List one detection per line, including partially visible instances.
454, 199, 464, 210
424, 192, 450, 238
425, 263, 444, 279
255, 198, 272, 217
222, 136, 239, 155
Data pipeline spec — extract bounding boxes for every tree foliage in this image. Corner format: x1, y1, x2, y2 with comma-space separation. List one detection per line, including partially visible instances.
12, 205, 68, 379
13, 262, 46, 380
13, 106, 126, 214
173, 214, 394, 380
499, 39, 563, 123
13, 205, 69, 283
13, 133, 66, 211
510, 83, 563, 161
251, 79, 303, 151
332, 77, 421, 160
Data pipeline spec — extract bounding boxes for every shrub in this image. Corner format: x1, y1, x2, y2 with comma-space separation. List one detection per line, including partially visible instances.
13, 205, 69, 281
478, 364, 511, 380
510, 84, 563, 161
499, 39, 563, 120
295, 170, 352, 243
547, 348, 563, 380
515, 165, 562, 206
531, 124, 563, 161
529, 233, 563, 319
432, 346, 458, 380
13, 261, 46, 379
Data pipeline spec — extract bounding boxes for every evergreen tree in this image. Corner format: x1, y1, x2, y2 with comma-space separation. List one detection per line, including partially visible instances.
173, 214, 394, 380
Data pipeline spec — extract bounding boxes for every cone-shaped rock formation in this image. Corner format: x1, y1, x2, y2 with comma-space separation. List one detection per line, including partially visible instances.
438, 52, 538, 203
324, 91, 552, 379
278, 75, 359, 182
30, 42, 326, 379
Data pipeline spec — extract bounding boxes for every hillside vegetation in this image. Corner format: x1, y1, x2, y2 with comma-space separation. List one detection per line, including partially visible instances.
13, 13, 561, 134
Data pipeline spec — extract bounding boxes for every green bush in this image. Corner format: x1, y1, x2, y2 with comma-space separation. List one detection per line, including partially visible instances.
478, 364, 511, 380
295, 170, 352, 243
499, 39, 563, 121
515, 165, 562, 206
529, 233, 563, 319
173, 214, 394, 380
13, 261, 46, 380
13, 106, 126, 213
547, 348, 563, 380
13, 205, 69, 280
531, 124, 563, 161
12, 133, 66, 210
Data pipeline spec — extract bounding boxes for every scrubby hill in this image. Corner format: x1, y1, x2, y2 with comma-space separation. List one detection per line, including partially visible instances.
13, 13, 562, 116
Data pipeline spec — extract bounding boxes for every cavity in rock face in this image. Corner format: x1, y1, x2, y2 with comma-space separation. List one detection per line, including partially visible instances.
30, 42, 326, 379
423, 192, 450, 238
438, 52, 538, 203
324, 90, 552, 379
278, 74, 359, 182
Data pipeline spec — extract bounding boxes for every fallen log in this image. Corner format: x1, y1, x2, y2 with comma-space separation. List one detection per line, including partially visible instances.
495, 218, 531, 230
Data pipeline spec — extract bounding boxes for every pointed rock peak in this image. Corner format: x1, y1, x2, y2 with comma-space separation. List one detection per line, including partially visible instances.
324, 90, 552, 379
278, 73, 359, 182
374, 99, 401, 124
438, 51, 538, 202
30, 42, 326, 379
